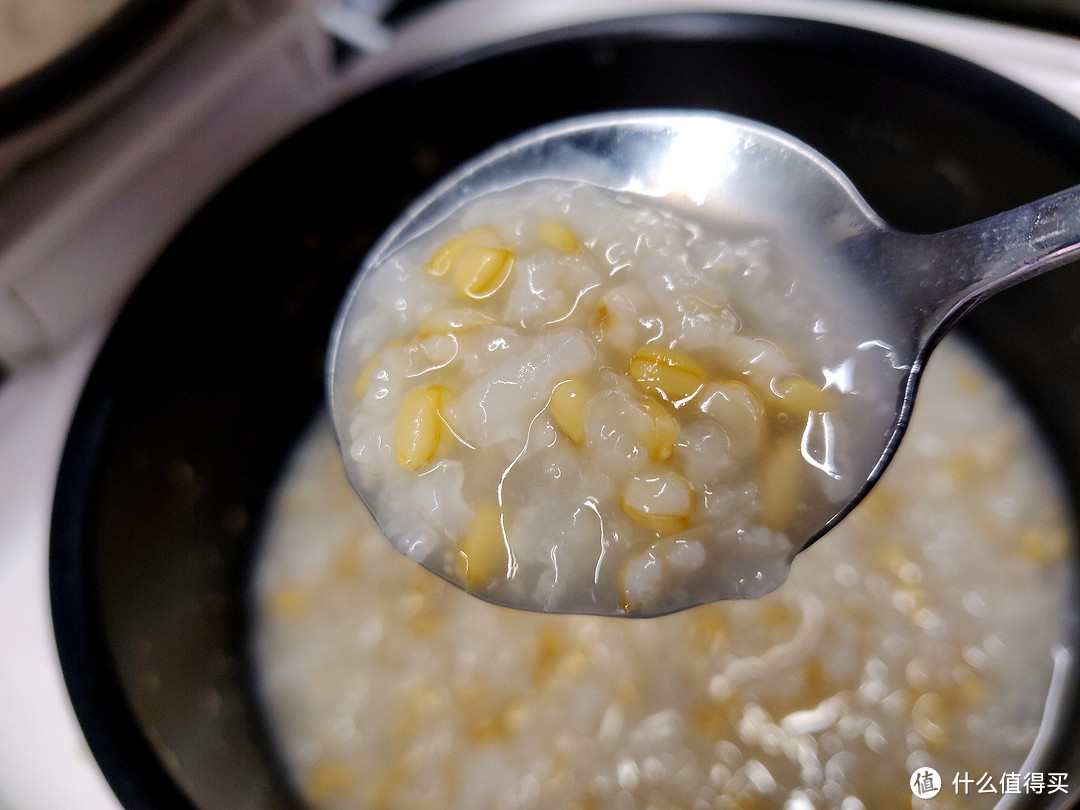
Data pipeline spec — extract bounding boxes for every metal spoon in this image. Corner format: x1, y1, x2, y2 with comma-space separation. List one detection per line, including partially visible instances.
327, 110, 1080, 614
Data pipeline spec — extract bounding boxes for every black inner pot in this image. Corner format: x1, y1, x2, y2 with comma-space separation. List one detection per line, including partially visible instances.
50, 13, 1080, 810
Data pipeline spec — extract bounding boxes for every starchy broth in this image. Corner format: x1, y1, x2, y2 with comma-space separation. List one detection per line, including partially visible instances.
331, 181, 904, 615
258, 338, 1076, 810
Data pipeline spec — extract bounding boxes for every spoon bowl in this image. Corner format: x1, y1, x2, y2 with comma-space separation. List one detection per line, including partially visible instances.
328, 110, 1080, 615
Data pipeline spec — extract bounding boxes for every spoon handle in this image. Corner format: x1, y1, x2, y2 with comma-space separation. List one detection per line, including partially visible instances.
883, 185, 1080, 345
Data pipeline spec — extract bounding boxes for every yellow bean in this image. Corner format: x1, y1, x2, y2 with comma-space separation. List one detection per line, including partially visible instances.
266, 584, 311, 618
629, 346, 705, 405
458, 502, 509, 590
351, 339, 403, 400
537, 219, 580, 253
453, 247, 515, 299
769, 374, 831, 422
425, 227, 498, 278
1016, 526, 1068, 561
620, 473, 692, 535
912, 692, 949, 749
589, 301, 612, 333
395, 385, 448, 470
757, 436, 803, 530
640, 399, 680, 462
549, 378, 590, 446
305, 760, 356, 803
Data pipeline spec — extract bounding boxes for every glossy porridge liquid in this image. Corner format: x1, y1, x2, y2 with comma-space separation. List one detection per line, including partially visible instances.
331, 182, 903, 615
257, 337, 1075, 810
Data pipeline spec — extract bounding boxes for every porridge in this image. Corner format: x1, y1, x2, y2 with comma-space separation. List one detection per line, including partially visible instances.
330, 182, 903, 615
256, 337, 1076, 810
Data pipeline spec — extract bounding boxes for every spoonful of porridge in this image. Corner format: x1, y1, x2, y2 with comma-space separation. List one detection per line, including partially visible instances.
327, 110, 1080, 617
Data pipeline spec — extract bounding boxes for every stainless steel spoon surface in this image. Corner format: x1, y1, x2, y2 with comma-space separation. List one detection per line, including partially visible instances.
327, 110, 1080, 614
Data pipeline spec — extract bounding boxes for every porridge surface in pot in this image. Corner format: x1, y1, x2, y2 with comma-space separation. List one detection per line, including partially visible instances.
256, 336, 1075, 810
